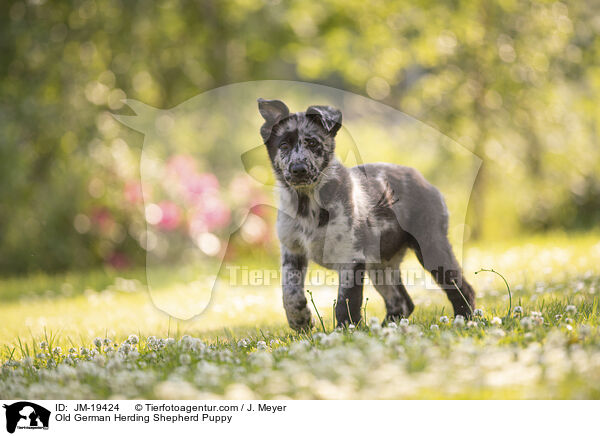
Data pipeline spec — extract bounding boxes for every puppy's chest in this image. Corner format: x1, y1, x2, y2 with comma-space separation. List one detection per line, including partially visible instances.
278, 197, 353, 263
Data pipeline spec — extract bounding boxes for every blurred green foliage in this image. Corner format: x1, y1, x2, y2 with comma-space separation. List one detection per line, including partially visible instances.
1, 0, 599, 275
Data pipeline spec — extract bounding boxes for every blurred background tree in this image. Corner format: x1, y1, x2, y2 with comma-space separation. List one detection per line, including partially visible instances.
1, 0, 599, 275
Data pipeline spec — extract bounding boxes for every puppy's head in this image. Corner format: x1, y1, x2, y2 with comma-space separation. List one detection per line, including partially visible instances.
258, 98, 342, 188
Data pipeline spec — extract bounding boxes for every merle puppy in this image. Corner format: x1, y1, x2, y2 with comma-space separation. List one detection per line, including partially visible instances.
258, 98, 475, 331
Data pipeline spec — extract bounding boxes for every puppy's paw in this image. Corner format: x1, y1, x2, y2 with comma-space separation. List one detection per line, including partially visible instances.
287, 308, 314, 332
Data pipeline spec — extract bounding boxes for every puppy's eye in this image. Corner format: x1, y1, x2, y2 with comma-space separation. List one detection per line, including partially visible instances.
280, 142, 290, 150
306, 138, 318, 147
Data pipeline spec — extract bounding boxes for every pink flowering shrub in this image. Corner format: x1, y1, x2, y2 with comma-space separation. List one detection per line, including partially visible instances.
80, 153, 273, 269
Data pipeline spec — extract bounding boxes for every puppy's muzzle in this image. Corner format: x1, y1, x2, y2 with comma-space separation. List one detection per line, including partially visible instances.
287, 162, 314, 185
290, 162, 309, 178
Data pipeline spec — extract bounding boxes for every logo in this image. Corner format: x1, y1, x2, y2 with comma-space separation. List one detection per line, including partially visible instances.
2, 402, 50, 434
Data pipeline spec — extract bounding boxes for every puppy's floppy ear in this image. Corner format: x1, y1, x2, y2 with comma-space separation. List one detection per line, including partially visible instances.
257, 98, 290, 125
306, 105, 342, 137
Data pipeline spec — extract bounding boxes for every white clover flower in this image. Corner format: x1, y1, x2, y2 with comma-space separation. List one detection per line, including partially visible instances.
439, 316, 449, 324
453, 315, 465, 327
179, 335, 192, 346
237, 339, 249, 348
580, 324, 592, 336
399, 318, 409, 327
103, 338, 112, 346
532, 314, 544, 326
490, 328, 506, 338
430, 324, 439, 331
249, 351, 273, 368
269, 339, 280, 347
531, 311, 542, 318
348, 324, 356, 330
565, 325, 573, 331
39, 341, 48, 349
179, 354, 191, 365
166, 338, 175, 346
520, 317, 533, 329
190, 338, 205, 353
127, 334, 139, 345
566, 305, 577, 315
491, 317, 502, 326
52, 347, 61, 355
80, 347, 89, 355
466, 321, 478, 329
555, 314, 563, 321
68, 347, 76, 353
368, 316, 380, 326
93, 337, 103, 348
564, 317, 573, 324
370, 323, 382, 334
513, 306, 523, 314
256, 341, 268, 350
473, 308, 484, 317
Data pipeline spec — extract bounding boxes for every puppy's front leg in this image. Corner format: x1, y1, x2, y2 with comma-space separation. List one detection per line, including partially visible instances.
336, 262, 365, 327
281, 247, 313, 332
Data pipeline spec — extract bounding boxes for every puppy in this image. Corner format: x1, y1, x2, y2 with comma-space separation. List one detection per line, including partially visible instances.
258, 98, 475, 331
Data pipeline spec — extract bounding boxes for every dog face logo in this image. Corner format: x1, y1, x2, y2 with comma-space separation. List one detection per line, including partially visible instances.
3, 402, 50, 433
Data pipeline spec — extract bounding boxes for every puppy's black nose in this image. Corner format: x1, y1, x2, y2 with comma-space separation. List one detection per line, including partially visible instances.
290, 163, 308, 178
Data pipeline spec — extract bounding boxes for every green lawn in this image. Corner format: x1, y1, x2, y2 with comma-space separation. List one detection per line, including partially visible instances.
1, 232, 600, 399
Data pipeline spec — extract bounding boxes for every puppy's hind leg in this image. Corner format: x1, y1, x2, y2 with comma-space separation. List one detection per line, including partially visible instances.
336, 262, 366, 327
411, 236, 475, 318
368, 265, 414, 322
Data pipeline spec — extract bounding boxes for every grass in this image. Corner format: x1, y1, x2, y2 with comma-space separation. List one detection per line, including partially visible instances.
1, 232, 600, 399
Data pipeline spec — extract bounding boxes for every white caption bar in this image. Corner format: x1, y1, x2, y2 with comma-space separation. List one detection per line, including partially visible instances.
0, 400, 594, 435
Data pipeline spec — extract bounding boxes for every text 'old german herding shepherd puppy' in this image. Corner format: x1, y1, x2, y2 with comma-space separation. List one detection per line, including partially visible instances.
258, 98, 475, 331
